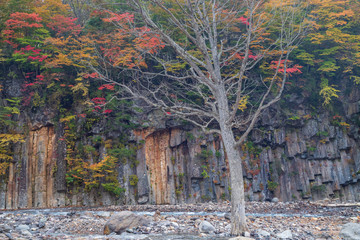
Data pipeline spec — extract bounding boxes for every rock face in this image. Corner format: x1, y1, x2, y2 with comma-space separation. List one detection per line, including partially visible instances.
103, 211, 149, 235
1, 88, 360, 208
134, 128, 230, 205
2, 126, 59, 209
339, 223, 360, 240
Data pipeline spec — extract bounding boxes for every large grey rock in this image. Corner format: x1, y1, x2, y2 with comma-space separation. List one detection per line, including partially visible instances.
15, 225, 30, 231
272, 197, 279, 203
137, 196, 149, 204
199, 221, 215, 233
103, 211, 150, 235
229, 237, 254, 240
277, 229, 293, 239
0, 224, 12, 233
256, 229, 271, 237
339, 223, 360, 240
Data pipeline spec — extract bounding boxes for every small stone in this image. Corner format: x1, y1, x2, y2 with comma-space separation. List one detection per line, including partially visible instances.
4, 233, 14, 240
170, 222, 179, 228
224, 213, 231, 220
20, 230, 32, 237
199, 221, 216, 233
225, 224, 231, 232
126, 228, 134, 233
38, 221, 45, 228
272, 198, 279, 203
94, 211, 111, 217
277, 230, 293, 239
244, 231, 251, 237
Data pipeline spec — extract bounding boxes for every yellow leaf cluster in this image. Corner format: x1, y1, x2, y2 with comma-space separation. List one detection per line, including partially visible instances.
238, 96, 249, 112
0, 134, 25, 147
319, 85, 340, 105
0, 134, 24, 175
60, 115, 76, 122
34, 0, 70, 24
0, 162, 10, 176
71, 82, 89, 97
45, 36, 97, 69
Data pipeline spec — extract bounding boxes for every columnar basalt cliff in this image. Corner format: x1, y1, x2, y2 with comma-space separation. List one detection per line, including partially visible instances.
0, 90, 360, 209
1, 126, 57, 209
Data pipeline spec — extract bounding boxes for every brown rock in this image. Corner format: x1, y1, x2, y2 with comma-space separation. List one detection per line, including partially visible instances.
103, 211, 150, 235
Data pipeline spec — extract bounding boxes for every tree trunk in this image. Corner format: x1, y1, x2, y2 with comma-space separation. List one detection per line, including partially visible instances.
221, 125, 247, 235
216, 85, 247, 235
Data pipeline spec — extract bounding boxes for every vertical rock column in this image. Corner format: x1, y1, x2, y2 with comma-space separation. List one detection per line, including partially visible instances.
145, 130, 172, 204
26, 126, 56, 207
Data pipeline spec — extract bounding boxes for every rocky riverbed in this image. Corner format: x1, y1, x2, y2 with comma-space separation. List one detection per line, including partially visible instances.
0, 201, 359, 240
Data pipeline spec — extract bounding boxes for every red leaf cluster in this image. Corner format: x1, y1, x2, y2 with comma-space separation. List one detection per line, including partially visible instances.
47, 15, 81, 36
237, 16, 249, 25
103, 11, 134, 24
83, 72, 99, 79
103, 109, 113, 114
5, 12, 43, 29
98, 84, 115, 91
270, 60, 303, 76
91, 97, 106, 105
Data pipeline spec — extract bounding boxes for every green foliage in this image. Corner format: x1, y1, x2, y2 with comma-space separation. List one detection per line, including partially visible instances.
101, 182, 125, 197
244, 141, 262, 156
201, 169, 209, 178
294, 0, 360, 106
129, 175, 138, 186
196, 149, 213, 162
307, 146, 317, 152
288, 115, 300, 121
267, 180, 278, 192
108, 145, 137, 164
316, 131, 329, 137
186, 132, 195, 141
311, 184, 326, 193
201, 195, 211, 201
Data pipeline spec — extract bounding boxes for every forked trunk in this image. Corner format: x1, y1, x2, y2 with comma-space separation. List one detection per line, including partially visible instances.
220, 125, 247, 235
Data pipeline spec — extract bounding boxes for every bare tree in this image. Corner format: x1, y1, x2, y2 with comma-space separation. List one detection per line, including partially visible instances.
62, 0, 92, 25
92, 0, 307, 235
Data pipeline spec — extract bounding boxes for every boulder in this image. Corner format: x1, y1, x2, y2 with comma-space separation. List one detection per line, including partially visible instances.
339, 223, 360, 240
277, 229, 293, 239
272, 197, 279, 203
15, 225, 30, 231
103, 211, 150, 235
199, 221, 216, 233
229, 237, 254, 240
256, 229, 271, 237
0, 224, 12, 233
